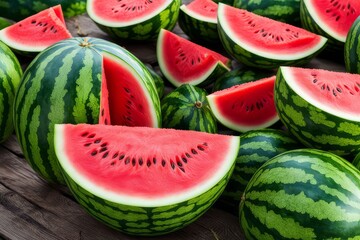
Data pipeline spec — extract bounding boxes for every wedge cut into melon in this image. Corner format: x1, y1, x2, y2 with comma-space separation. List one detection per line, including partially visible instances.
157, 29, 230, 87
54, 123, 239, 235
0, 5, 72, 54
217, 3, 327, 69
207, 76, 278, 132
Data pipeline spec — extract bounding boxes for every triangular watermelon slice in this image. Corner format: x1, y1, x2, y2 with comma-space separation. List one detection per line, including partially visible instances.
54, 123, 239, 235
157, 29, 231, 87
0, 5, 72, 54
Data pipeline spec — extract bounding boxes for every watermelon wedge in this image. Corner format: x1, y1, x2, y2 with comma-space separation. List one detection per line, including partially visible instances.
157, 29, 230, 87
207, 76, 278, 132
54, 123, 239, 235
217, 3, 327, 69
0, 5, 72, 54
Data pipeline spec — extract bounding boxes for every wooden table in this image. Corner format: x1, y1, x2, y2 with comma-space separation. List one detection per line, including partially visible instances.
0, 5, 346, 240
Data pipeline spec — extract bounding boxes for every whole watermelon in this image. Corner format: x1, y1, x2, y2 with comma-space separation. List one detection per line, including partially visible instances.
13, 37, 161, 184
240, 148, 360, 239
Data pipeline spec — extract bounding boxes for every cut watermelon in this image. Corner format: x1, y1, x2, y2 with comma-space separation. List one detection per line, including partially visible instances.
54, 123, 239, 235
300, 0, 360, 48
207, 76, 278, 132
157, 29, 230, 87
217, 3, 327, 69
0, 5, 72, 54
87, 0, 180, 41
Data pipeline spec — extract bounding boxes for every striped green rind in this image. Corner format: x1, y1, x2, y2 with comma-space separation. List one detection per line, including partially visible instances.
92, 0, 180, 41
146, 65, 165, 99
300, 0, 343, 53
161, 84, 217, 133
239, 149, 360, 239
212, 67, 274, 92
345, 16, 360, 74
275, 67, 360, 157
0, 17, 12, 30
233, 0, 301, 26
178, 6, 219, 44
352, 152, 360, 170
217, 6, 327, 70
220, 128, 300, 213
0, 0, 86, 21
13, 37, 161, 184
61, 154, 235, 236
0, 41, 22, 143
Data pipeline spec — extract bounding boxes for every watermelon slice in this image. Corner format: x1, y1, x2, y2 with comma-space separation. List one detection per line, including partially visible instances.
301, 0, 360, 44
54, 123, 239, 235
178, 0, 219, 43
157, 29, 231, 87
207, 76, 278, 132
0, 5, 72, 54
87, 0, 180, 41
217, 3, 327, 69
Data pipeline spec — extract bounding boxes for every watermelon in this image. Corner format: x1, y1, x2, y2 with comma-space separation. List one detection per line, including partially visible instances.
145, 64, 165, 99
353, 152, 360, 170
217, 3, 327, 69
0, 0, 86, 21
233, 0, 301, 26
0, 5, 72, 55
157, 29, 230, 87
13, 37, 161, 184
0, 17, 13, 30
54, 123, 240, 236
220, 128, 300, 213
240, 148, 360, 239
207, 76, 279, 132
161, 84, 218, 133
345, 16, 360, 74
178, 0, 219, 44
87, 0, 180, 41
275, 66, 360, 157
300, 0, 360, 51
212, 67, 274, 92
0, 41, 22, 143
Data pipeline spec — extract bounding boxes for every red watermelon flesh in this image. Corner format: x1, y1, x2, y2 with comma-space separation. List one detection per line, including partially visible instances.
305, 0, 360, 40
0, 5, 71, 52
280, 66, 360, 121
98, 52, 158, 127
207, 76, 278, 132
183, 0, 218, 22
157, 29, 230, 85
54, 124, 239, 202
87, 0, 169, 25
221, 5, 325, 55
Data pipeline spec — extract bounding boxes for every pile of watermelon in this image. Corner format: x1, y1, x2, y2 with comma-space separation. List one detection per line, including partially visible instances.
1, 0, 360, 238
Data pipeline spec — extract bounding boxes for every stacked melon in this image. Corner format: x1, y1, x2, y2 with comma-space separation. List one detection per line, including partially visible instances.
3, 0, 360, 238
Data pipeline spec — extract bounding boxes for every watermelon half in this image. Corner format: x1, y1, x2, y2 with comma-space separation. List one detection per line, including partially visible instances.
207, 76, 278, 132
87, 0, 180, 41
217, 3, 327, 69
54, 124, 239, 235
275, 66, 360, 156
0, 5, 72, 54
300, 0, 360, 50
157, 29, 230, 87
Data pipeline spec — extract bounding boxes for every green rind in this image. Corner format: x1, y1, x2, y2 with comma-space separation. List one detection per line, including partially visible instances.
233, 0, 301, 26
353, 152, 360, 170
13, 37, 161, 184
0, 0, 86, 21
161, 84, 218, 133
217, 12, 326, 69
61, 155, 235, 236
178, 7, 219, 44
345, 15, 360, 74
146, 64, 165, 99
275, 67, 360, 157
239, 149, 360, 239
220, 128, 300, 212
300, 0, 343, 53
93, 0, 181, 41
212, 67, 274, 92
0, 41, 22, 143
